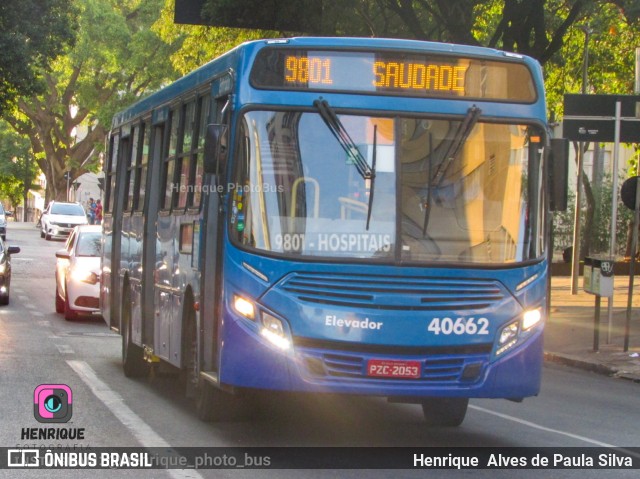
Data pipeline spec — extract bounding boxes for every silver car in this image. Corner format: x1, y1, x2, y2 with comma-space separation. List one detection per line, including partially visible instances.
55, 225, 102, 320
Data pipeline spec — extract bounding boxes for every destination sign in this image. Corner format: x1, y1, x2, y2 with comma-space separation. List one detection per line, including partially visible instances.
251, 48, 536, 102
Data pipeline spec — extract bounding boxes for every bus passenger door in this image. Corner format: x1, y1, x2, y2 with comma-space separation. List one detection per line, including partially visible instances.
200, 90, 230, 374
104, 132, 130, 331
141, 122, 165, 349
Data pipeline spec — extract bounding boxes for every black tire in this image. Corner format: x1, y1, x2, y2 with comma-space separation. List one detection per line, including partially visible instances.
40, 230, 45, 238
183, 304, 215, 419
55, 286, 65, 314
183, 303, 249, 421
421, 398, 468, 427
0, 293, 9, 306
122, 289, 148, 378
45, 233, 51, 241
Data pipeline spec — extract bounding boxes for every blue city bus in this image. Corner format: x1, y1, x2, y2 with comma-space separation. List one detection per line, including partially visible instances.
102, 37, 567, 426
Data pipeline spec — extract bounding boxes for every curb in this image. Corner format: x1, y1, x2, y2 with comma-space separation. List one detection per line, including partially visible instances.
544, 352, 640, 382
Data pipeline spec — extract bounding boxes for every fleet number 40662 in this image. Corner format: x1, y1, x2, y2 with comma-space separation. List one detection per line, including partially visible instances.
427, 317, 490, 335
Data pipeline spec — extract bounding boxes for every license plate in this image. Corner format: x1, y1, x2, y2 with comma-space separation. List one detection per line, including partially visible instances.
366, 359, 421, 379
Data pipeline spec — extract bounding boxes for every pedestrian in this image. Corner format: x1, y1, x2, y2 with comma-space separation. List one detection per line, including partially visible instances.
88, 198, 96, 224
95, 199, 103, 224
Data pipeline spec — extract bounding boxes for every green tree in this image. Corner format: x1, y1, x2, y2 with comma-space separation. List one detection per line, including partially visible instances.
0, 1, 77, 114
157, 0, 271, 75
0, 122, 40, 220
5, 0, 181, 202
192, 0, 640, 66
544, 4, 640, 259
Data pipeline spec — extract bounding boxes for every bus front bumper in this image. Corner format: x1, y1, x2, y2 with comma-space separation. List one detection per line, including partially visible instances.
219, 314, 543, 400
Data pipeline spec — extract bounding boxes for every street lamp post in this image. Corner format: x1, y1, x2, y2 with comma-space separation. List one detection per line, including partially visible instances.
570, 25, 592, 294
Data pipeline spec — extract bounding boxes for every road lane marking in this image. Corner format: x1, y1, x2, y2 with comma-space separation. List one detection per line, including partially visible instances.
67, 360, 203, 479
469, 404, 615, 447
55, 344, 74, 354
31, 312, 44, 317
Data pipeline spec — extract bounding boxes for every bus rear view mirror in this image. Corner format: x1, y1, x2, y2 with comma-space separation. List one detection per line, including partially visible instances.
549, 138, 569, 211
204, 124, 228, 175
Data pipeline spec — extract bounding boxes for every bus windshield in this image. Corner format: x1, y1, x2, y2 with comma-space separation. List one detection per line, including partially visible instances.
230, 110, 545, 264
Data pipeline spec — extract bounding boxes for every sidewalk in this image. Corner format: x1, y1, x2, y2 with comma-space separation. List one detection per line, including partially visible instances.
546, 275, 640, 382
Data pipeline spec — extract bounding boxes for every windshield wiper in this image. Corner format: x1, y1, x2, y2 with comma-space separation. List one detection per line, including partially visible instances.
365, 125, 378, 231
422, 132, 434, 237
313, 99, 375, 180
431, 105, 481, 186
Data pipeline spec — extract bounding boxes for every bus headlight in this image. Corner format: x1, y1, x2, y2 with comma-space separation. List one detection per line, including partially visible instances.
496, 321, 519, 356
496, 308, 543, 356
232, 295, 291, 350
260, 312, 290, 350
233, 295, 255, 319
523, 308, 542, 330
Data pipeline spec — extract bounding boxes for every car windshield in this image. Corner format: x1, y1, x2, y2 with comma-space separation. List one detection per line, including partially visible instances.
51, 203, 85, 216
230, 110, 545, 265
76, 232, 102, 256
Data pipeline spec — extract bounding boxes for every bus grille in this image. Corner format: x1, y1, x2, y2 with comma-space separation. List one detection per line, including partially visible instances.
279, 272, 504, 311
298, 348, 488, 383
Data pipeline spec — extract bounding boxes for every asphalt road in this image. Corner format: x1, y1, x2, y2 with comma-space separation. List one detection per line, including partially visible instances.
1, 222, 639, 478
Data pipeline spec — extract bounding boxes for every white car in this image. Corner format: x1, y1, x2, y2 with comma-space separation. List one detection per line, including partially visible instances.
55, 225, 102, 320
41, 201, 88, 240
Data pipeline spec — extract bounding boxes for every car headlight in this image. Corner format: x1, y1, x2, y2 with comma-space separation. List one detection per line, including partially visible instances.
0, 263, 5, 274
70, 267, 99, 285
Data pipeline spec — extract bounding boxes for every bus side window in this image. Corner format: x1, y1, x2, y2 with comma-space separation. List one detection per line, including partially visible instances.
190, 94, 210, 208
134, 122, 150, 211
124, 124, 141, 212
161, 108, 180, 210
203, 96, 230, 178
176, 101, 196, 209
105, 133, 119, 214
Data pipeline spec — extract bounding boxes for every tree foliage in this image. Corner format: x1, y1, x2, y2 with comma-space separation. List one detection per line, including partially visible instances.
157, 0, 272, 75
0, 1, 77, 114
5, 0, 180, 202
193, 0, 640, 67
0, 122, 40, 218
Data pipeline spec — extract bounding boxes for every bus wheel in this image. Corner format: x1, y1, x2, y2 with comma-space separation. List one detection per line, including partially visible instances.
194, 379, 225, 422
122, 291, 148, 378
184, 312, 222, 420
195, 380, 258, 422
421, 398, 468, 427
184, 309, 251, 421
